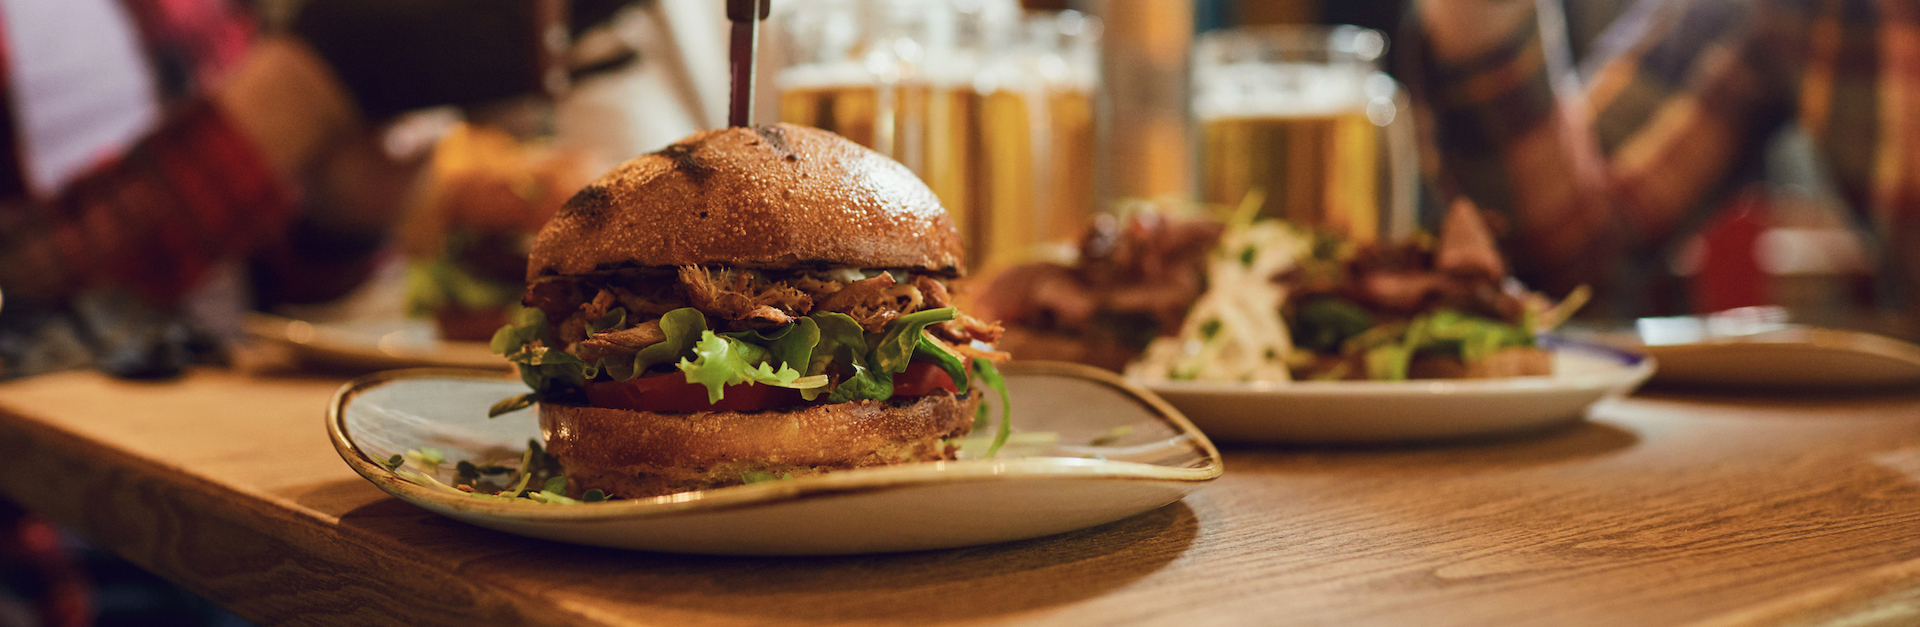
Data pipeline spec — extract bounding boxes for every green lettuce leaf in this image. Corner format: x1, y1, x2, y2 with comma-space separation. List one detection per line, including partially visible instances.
725, 318, 825, 400
489, 306, 551, 356
1292, 297, 1374, 352
601, 307, 707, 381
1348, 309, 1534, 381
677, 331, 828, 403
490, 306, 601, 392
1416, 309, 1534, 363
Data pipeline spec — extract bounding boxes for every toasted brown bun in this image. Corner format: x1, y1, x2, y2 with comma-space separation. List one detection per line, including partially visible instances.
527, 124, 964, 280
539, 392, 980, 499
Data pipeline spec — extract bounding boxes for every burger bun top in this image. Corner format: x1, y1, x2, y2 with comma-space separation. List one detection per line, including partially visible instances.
527, 124, 964, 280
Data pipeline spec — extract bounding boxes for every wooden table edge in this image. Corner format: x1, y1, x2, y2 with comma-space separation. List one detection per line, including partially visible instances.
0, 400, 611, 626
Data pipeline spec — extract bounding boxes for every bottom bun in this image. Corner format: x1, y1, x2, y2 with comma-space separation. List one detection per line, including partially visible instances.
539, 393, 981, 499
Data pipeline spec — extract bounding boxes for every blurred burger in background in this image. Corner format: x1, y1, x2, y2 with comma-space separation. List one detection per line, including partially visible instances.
400, 124, 591, 342
973, 200, 1222, 371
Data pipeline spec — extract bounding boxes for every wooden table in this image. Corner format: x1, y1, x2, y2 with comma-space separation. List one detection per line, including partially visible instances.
0, 369, 1916, 626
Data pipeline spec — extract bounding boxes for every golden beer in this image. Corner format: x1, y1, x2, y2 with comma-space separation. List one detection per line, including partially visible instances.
1043, 87, 1096, 244
1199, 111, 1380, 242
781, 83, 1050, 270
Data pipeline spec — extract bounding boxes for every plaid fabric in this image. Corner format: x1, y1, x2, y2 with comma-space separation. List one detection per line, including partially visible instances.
0, 0, 289, 307
1410, 0, 1920, 302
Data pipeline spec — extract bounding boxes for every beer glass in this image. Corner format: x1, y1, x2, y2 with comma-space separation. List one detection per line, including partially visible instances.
772, 0, 1099, 269
1193, 25, 1415, 243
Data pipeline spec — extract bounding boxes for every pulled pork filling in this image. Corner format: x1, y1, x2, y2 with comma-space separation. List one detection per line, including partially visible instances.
525, 266, 1003, 364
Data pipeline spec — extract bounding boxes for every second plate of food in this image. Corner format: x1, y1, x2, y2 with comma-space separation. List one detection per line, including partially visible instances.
1136, 347, 1654, 444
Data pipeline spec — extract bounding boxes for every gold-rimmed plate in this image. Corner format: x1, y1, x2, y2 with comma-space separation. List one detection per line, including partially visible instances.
328, 362, 1222, 555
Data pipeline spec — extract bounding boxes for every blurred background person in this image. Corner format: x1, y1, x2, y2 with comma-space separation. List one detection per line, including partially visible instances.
0, 1, 733, 624
1407, 0, 1917, 331
0, 0, 733, 382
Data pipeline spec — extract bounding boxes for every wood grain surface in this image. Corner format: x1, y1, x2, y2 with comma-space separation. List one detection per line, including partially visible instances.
0, 369, 1916, 626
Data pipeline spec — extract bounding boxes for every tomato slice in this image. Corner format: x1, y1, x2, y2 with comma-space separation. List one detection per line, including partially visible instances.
583, 363, 960, 413
584, 372, 807, 413
891, 362, 960, 397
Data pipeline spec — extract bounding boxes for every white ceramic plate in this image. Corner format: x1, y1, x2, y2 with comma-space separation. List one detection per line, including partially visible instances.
246, 313, 506, 372
328, 362, 1222, 555
1136, 349, 1655, 444
1640, 330, 1920, 388
1628, 311, 1920, 389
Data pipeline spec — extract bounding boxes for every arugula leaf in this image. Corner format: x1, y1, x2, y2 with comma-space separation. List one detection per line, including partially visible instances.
678, 331, 829, 403
971, 357, 1013, 458
812, 312, 891, 402
871, 308, 956, 375
488, 393, 536, 418
912, 334, 970, 394
815, 309, 960, 403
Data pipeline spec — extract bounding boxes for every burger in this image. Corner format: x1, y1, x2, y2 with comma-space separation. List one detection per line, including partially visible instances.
487, 124, 1009, 499
402, 123, 588, 342
976, 203, 1224, 372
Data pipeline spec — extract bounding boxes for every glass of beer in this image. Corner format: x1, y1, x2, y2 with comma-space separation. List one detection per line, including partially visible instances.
1193, 25, 1414, 243
771, 1, 1100, 271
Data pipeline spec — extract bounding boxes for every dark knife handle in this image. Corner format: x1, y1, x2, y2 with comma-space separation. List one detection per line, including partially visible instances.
727, 0, 770, 127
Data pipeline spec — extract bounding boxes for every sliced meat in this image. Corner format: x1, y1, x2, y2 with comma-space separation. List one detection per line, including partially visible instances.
815, 273, 908, 332
740, 305, 797, 329
913, 275, 952, 309
523, 279, 582, 327
978, 263, 1099, 329
1435, 198, 1507, 280
934, 312, 1005, 345
609, 282, 688, 317
577, 319, 666, 360
949, 337, 1012, 363
792, 274, 847, 299
1356, 271, 1445, 314
554, 289, 618, 345
582, 289, 616, 322
678, 266, 813, 323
